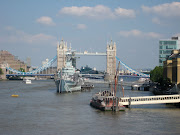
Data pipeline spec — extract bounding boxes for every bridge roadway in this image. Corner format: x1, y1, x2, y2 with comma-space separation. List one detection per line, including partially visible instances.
85, 79, 149, 87
119, 94, 180, 106
75, 52, 107, 56
81, 74, 149, 78
6, 74, 54, 77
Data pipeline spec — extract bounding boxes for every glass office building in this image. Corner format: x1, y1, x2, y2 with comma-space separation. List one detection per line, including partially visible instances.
159, 37, 180, 66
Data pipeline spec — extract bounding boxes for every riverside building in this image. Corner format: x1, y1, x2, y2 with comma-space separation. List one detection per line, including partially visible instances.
163, 49, 180, 85
159, 37, 180, 66
0, 50, 27, 72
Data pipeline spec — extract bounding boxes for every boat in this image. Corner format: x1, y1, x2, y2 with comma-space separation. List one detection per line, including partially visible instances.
90, 90, 125, 111
8, 76, 23, 80
11, 94, 19, 97
23, 79, 32, 84
81, 82, 94, 91
138, 77, 150, 82
55, 51, 83, 93
90, 62, 125, 111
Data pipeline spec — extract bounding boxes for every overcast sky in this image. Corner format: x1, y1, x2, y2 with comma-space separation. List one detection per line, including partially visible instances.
0, 0, 180, 70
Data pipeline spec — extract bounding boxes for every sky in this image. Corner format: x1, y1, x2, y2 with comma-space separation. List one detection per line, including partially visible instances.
0, 0, 180, 70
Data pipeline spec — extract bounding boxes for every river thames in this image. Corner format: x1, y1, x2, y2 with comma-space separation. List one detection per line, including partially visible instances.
0, 80, 180, 135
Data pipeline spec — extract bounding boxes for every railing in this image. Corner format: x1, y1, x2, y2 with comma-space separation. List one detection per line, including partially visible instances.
75, 52, 107, 56
119, 95, 180, 106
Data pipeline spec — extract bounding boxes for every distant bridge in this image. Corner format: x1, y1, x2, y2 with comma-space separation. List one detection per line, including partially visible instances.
5, 55, 57, 75
119, 94, 180, 106
6, 74, 54, 77
76, 52, 106, 56
5, 55, 150, 78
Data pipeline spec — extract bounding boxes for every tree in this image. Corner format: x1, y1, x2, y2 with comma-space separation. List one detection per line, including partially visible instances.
150, 66, 163, 83
0, 68, 3, 75
19, 68, 25, 72
150, 66, 172, 90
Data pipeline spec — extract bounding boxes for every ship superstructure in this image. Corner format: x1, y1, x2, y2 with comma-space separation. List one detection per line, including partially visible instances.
55, 39, 83, 93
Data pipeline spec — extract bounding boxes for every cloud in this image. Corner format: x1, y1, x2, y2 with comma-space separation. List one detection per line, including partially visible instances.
118, 29, 162, 38
76, 24, 87, 30
4, 26, 14, 31
0, 27, 57, 45
29, 33, 56, 43
114, 8, 136, 18
142, 2, 180, 17
173, 33, 180, 37
36, 16, 56, 26
152, 17, 161, 24
59, 5, 136, 19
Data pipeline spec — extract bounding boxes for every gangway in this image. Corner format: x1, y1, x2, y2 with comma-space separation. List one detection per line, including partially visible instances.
119, 94, 180, 106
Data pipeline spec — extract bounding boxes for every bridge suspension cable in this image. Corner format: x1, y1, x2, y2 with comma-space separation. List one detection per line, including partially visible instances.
6, 55, 57, 75
116, 56, 150, 77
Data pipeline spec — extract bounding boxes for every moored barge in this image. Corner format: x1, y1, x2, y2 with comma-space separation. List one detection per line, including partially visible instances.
90, 62, 125, 111
90, 90, 125, 111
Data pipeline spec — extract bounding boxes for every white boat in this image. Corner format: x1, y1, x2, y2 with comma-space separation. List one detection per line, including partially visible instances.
23, 79, 32, 84
138, 77, 150, 82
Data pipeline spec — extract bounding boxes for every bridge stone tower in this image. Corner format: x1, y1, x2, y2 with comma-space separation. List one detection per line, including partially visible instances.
106, 40, 116, 81
57, 38, 67, 71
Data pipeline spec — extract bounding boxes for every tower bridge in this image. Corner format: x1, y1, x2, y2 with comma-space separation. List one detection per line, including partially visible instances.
56, 39, 117, 80
2, 38, 150, 79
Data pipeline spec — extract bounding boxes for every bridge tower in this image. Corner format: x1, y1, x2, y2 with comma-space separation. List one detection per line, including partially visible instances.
106, 40, 116, 81
57, 38, 67, 71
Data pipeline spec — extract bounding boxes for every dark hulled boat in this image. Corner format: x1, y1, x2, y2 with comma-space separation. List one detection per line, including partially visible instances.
90, 62, 125, 111
90, 90, 125, 111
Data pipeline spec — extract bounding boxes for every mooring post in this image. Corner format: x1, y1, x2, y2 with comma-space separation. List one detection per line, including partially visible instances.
128, 97, 131, 108
112, 97, 114, 111
59, 81, 60, 93
116, 97, 119, 111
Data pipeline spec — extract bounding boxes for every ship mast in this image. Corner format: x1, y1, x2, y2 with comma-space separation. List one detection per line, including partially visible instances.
114, 61, 120, 97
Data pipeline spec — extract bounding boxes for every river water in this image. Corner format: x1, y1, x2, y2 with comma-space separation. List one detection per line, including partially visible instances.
0, 79, 180, 135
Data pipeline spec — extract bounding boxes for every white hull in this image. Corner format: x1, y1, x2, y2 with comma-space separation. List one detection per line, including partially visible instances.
23, 79, 32, 84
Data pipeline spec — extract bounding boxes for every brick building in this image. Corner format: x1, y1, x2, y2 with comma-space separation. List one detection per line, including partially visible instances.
0, 50, 27, 72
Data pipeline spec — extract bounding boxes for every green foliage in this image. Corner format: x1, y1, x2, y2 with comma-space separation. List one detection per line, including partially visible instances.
150, 66, 172, 90
0, 68, 3, 75
9, 71, 13, 74
80, 65, 92, 73
19, 68, 25, 72
150, 66, 163, 83
80, 65, 99, 74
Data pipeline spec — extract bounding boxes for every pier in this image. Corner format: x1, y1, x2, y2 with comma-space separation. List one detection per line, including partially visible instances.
119, 94, 180, 107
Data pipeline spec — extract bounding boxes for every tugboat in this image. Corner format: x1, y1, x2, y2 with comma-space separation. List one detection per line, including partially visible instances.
90, 62, 125, 111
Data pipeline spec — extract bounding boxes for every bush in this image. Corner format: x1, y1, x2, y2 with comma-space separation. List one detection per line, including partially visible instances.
0, 68, 3, 75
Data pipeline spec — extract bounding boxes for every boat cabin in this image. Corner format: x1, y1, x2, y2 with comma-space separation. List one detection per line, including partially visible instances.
100, 90, 114, 97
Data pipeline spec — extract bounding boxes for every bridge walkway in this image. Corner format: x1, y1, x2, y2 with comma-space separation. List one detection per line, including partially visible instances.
119, 94, 180, 106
